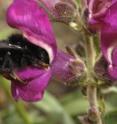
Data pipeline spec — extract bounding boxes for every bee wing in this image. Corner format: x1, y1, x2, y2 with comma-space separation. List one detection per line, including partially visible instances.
0, 40, 24, 50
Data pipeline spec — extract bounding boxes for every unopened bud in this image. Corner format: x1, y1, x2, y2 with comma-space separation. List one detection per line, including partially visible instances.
66, 59, 86, 86
94, 56, 112, 83
66, 46, 86, 86
39, 0, 78, 23
54, 1, 77, 23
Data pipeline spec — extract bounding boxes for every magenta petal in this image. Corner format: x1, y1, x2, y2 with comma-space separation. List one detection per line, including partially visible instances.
99, 2, 117, 65
7, 0, 57, 62
112, 48, 117, 66
102, 1, 117, 30
11, 67, 52, 102
95, 1, 117, 80
52, 50, 83, 82
108, 65, 117, 80
88, 0, 117, 30
107, 48, 117, 79
101, 31, 117, 79
101, 31, 115, 62
87, 0, 117, 80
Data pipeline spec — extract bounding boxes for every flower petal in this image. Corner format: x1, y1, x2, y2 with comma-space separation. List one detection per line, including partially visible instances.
101, 28, 117, 79
88, 1, 117, 79
7, 0, 57, 62
87, 0, 117, 80
11, 67, 52, 102
100, 1, 117, 63
108, 65, 117, 80
88, 0, 117, 30
97, 1, 117, 80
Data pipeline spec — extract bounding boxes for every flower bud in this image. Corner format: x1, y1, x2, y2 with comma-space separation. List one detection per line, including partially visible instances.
52, 50, 86, 86
66, 59, 86, 86
54, 1, 77, 23
39, 0, 78, 23
94, 55, 112, 83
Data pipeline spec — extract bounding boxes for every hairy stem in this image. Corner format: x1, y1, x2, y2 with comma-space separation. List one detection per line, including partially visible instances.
85, 35, 96, 72
79, 33, 103, 124
87, 85, 102, 124
85, 35, 102, 124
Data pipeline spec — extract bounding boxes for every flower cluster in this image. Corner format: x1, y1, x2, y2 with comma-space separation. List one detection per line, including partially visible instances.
5, 0, 117, 102
6, 0, 84, 101
86, 0, 117, 80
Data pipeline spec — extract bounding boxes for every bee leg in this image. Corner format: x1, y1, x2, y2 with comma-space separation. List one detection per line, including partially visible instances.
10, 71, 26, 84
38, 61, 49, 68
2, 53, 25, 84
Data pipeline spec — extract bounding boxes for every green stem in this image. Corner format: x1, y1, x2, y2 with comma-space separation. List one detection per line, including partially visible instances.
14, 102, 32, 124
0, 77, 32, 124
87, 86, 102, 124
85, 35, 96, 73
80, 33, 103, 124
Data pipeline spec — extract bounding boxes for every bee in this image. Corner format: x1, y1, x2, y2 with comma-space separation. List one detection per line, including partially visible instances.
0, 34, 49, 83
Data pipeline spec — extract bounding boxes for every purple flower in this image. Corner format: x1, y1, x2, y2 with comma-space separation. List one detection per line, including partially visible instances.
7, 0, 57, 63
86, 0, 112, 29
87, 0, 117, 80
6, 0, 83, 101
11, 67, 52, 101
52, 51, 85, 82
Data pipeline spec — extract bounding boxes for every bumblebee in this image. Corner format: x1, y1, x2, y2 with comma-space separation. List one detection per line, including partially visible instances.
0, 34, 49, 83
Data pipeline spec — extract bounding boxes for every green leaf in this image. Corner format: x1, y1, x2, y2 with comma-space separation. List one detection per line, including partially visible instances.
104, 110, 117, 124
61, 91, 88, 116
34, 92, 75, 124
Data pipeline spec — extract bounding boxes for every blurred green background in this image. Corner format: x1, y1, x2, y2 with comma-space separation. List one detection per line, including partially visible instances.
0, 0, 117, 124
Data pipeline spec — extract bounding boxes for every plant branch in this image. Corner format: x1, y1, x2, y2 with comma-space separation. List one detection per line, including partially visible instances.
79, 30, 103, 124
87, 85, 102, 124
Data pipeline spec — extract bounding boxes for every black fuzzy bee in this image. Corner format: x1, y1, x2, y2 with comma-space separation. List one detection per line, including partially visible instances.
0, 34, 49, 82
